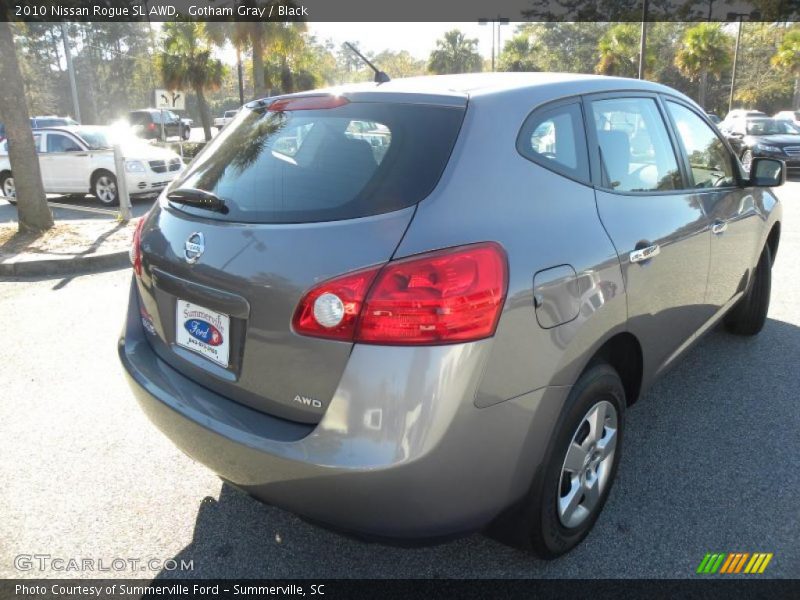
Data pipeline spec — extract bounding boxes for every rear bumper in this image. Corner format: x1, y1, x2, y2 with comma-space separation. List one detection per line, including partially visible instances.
118, 276, 566, 538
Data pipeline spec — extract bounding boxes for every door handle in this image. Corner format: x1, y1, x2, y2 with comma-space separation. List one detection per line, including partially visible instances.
711, 220, 728, 235
630, 244, 660, 263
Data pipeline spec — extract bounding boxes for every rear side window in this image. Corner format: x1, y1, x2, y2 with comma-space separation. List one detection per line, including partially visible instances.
591, 97, 682, 192
517, 102, 589, 183
171, 101, 465, 223
666, 102, 735, 189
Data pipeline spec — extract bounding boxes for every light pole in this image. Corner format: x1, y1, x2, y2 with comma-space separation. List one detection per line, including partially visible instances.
638, 0, 649, 80
727, 11, 761, 113
479, 16, 509, 72
60, 23, 81, 122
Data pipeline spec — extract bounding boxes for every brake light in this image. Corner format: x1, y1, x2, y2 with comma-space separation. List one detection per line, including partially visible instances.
268, 95, 349, 112
147, 122, 156, 131
130, 217, 146, 276
292, 243, 508, 345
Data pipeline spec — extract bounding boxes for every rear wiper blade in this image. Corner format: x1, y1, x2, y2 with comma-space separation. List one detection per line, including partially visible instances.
167, 187, 228, 213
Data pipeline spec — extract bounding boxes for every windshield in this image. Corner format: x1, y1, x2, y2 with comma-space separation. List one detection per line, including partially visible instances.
75, 126, 141, 150
170, 100, 465, 224
746, 119, 800, 135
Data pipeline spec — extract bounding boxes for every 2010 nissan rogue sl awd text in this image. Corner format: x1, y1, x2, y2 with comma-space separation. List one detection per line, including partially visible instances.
119, 73, 784, 557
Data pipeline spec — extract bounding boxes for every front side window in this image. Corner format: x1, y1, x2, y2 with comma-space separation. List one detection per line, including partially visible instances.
46, 134, 82, 153
517, 102, 590, 182
666, 102, 735, 188
591, 97, 682, 192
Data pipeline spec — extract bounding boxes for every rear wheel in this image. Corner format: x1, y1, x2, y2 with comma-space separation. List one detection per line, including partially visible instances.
528, 363, 625, 558
92, 171, 118, 206
1, 173, 16, 205
724, 245, 771, 336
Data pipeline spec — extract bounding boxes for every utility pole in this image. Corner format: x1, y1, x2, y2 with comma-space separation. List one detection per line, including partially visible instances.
727, 11, 760, 113
479, 15, 509, 72
638, 0, 649, 80
60, 23, 81, 122
237, 48, 244, 105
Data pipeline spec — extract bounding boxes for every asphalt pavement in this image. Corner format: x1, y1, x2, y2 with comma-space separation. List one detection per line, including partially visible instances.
1, 183, 798, 579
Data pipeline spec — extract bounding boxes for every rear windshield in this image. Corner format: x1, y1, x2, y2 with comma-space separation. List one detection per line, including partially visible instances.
168, 101, 465, 223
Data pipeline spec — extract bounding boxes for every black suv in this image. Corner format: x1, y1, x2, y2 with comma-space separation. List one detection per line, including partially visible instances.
128, 109, 192, 141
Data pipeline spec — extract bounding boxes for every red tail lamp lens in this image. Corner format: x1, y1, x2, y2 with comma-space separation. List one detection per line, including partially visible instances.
293, 243, 507, 345
130, 217, 146, 276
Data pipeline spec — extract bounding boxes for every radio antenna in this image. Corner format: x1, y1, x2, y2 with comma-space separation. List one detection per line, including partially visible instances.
344, 42, 390, 84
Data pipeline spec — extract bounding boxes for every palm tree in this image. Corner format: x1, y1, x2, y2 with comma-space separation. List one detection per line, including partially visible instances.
428, 30, 483, 75
0, 22, 52, 232
595, 23, 641, 78
674, 23, 731, 109
498, 34, 540, 72
771, 28, 800, 109
158, 22, 226, 141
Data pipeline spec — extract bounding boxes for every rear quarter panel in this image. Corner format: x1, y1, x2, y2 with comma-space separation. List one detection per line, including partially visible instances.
394, 88, 626, 407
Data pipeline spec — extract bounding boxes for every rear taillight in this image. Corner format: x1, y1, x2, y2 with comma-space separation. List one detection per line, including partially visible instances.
130, 218, 145, 276
147, 122, 156, 131
292, 243, 508, 345
268, 95, 349, 112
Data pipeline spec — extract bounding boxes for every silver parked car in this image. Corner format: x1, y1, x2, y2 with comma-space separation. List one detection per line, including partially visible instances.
119, 73, 784, 557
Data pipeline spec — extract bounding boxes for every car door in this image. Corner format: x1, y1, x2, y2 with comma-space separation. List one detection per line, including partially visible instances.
586, 93, 711, 379
41, 132, 88, 192
664, 99, 763, 314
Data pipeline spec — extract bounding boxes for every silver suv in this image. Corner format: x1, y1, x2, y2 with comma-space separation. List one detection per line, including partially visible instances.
119, 73, 783, 557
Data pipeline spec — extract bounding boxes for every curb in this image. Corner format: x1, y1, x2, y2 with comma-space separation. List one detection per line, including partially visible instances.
0, 250, 129, 277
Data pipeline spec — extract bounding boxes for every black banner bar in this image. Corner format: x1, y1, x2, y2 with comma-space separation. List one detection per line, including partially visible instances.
3, 0, 799, 23
3, 579, 800, 600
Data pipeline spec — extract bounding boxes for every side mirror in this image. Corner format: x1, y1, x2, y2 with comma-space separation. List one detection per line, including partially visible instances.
749, 157, 785, 187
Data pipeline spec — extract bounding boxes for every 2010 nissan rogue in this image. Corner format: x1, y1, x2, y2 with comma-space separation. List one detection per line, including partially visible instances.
119, 73, 783, 557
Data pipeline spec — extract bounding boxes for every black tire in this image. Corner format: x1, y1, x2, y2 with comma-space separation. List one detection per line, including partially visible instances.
91, 170, 119, 206
724, 245, 771, 336
525, 363, 626, 558
0, 172, 16, 205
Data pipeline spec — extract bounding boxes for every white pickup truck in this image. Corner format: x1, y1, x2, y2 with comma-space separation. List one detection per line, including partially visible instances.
213, 110, 238, 129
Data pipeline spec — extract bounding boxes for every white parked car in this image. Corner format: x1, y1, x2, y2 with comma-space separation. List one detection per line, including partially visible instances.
0, 126, 184, 206
773, 110, 800, 128
213, 110, 238, 129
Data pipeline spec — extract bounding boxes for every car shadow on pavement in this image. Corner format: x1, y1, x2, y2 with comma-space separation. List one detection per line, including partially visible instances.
152, 318, 800, 579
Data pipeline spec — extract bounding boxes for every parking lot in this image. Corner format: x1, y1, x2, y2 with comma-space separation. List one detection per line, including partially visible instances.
1, 183, 798, 579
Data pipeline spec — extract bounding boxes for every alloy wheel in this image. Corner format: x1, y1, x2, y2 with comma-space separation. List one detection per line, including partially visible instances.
557, 399, 618, 529
2, 177, 15, 198
95, 176, 117, 204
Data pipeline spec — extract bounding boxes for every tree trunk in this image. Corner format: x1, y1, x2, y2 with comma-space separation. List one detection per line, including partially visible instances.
0, 22, 53, 232
195, 86, 212, 142
698, 69, 708, 109
252, 30, 266, 98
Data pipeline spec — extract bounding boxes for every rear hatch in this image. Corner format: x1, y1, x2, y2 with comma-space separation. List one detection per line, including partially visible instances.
134, 94, 466, 423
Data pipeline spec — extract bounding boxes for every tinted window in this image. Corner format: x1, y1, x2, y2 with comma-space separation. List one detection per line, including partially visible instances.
746, 119, 799, 135
46, 133, 82, 153
666, 102, 735, 189
171, 102, 465, 224
591, 97, 682, 192
517, 102, 589, 182
129, 112, 150, 125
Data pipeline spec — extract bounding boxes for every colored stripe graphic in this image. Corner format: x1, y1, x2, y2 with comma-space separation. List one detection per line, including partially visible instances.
698, 552, 772, 574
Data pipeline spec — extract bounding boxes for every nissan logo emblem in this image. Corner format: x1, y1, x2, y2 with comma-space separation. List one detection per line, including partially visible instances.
184, 232, 205, 263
